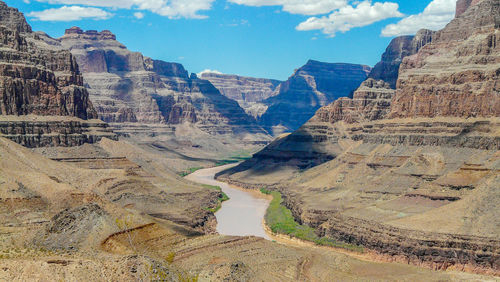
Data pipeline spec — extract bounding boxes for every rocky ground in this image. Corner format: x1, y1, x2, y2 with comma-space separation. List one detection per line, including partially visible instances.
1, 136, 495, 281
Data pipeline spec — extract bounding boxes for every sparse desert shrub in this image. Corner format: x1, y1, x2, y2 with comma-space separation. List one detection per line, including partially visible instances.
165, 252, 175, 264
202, 185, 229, 213
264, 190, 363, 252
179, 167, 203, 177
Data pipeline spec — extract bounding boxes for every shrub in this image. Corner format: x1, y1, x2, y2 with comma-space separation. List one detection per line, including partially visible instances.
264, 191, 363, 252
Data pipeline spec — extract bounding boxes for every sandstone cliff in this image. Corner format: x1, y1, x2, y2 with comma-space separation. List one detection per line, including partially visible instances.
391, 0, 499, 118
258, 60, 371, 135
0, 1, 115, 147
200, 72, 281, 118
314, 79, 395, 124
368, 29, 434, 88
219, 0, 500, 272
59, 28, 269, 142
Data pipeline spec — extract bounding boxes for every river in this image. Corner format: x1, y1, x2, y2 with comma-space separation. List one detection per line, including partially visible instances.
185, 164, 271, 239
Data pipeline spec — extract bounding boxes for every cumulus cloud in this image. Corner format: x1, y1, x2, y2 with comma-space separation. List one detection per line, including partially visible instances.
134, 12, 145, 19
381, 0, 455, 37
296, 1, 402, 37
28, 6, 112, 21
34, 0, 215, 19
197, 69, 223, 76
228, 0, 348, 16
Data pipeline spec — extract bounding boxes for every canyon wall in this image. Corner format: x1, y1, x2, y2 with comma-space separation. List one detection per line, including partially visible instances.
391, 0, 499, 118
200, 72, 281, 118
0, 2, 115, 147
258, 60, 371, 135
59, 28, 269, 141
219, 0, 500, 272
368, 29, 434, 88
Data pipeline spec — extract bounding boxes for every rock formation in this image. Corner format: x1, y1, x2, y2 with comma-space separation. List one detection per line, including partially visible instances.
59, 27, 269, 142
0, 2, 115, 147
258, 60, 371, 135
391, 0, 499, 118
314, 79, 395, 124
368, 29, 434, 88
219, 0, 500, 272
200, 72, 281, 118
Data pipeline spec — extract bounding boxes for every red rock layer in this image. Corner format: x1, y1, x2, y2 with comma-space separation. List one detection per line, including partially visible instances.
314, 79, 395, 124
390, 0, 499, 119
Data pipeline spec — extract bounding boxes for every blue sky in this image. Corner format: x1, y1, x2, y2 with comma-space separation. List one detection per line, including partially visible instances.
7, 0, 456, 80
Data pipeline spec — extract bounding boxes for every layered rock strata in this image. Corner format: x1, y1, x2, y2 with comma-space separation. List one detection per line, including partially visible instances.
0, 2, 115, 147
0, 116, 116, 148
59, 27, 269, 141
368, 29, 434, 88
314, 79, 395, 124
391, 0, 499, 118
258, 60, 371, 135
219, 0, 500, 272
200, 72, 281, 118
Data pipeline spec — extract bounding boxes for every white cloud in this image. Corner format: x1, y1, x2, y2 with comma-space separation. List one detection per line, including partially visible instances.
198, 69, 223, 76
134, 11, 145, 19
381, 0, 455, 37
28, 6, 112, 21
34, 0, 215, 19
296, 1, 402, 37
228, 0, 348, 16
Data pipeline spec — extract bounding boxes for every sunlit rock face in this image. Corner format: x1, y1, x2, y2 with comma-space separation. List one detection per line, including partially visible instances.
391, 0, 499, 119
219, 0, 500, 271
368, 29, 434, 89
59, 27, 269, 138
0, 2, 118, 147
0, 6, 96, 120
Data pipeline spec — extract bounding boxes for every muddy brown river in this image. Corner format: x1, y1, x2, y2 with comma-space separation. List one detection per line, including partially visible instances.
186, 164, 271, 239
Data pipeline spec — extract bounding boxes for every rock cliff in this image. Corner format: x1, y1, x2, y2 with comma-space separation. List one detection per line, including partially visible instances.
59, 28, 269, 142
391, 0, 499, 118
368, 29, 434, 88
0, 1, 115, 147
200, 72, 281, 118
314, 79, 395, 124
258, 60, 371, 135
219, 0, 500, 272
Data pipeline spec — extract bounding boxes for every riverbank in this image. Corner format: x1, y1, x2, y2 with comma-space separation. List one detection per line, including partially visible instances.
185, 164, 272, 239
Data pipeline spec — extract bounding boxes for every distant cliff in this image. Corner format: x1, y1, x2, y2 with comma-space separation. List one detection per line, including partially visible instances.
59, 27, 269, 139
258, 60, 371, 135
200, 72, 281, 118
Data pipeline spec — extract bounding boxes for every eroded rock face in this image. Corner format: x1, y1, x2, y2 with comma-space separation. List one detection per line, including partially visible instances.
391, 0, 499, 118
59, 28, 268, 139
0, 1, 116, 147
313, 79, 395, 124
219, 0, 500, 272
368, 29, 434, 88
0, 7, 97, 120
258, 60, 371, 135
200, 72, 281, 118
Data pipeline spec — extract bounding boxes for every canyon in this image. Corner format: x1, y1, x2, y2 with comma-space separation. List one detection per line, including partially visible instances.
0, 0, 498, 280
57, 26, 271, 162
200, 72, 282, 119
258, 60, 371, 135
219, 0, 500, 275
